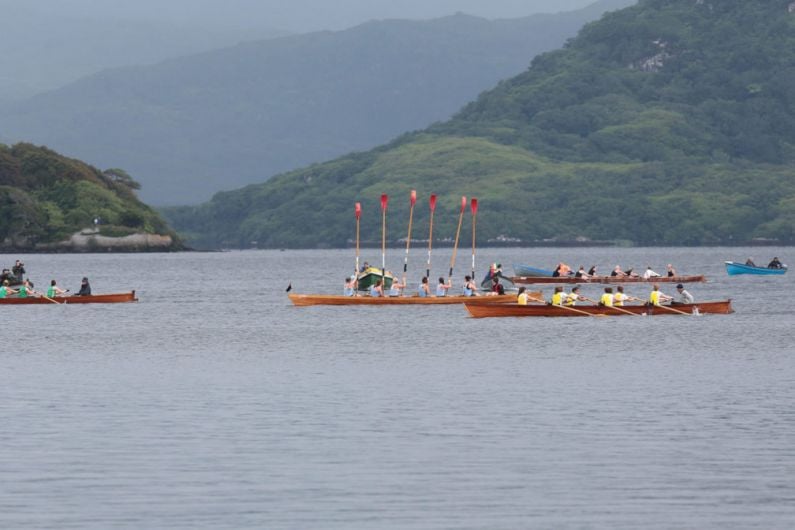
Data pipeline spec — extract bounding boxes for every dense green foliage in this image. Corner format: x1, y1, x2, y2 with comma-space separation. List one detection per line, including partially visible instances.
165, 0, 795, 248
0, 143, 178, 248
0, 0, 632, 204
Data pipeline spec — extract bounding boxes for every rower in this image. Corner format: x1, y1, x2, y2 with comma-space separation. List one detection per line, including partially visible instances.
47, 280, 67, 298
613, 286, 628, 306
388, 279, 404, 297
0, 280, 18, 298
610, 265, 626, 278
17, 279, 35, 298
564, 286, 581, 306
343, 276, 357, 296
674, 283, 694, 304
649, 284, 672, 306
436, 277, 451, 297
745, 257, 756, 267
370, 279, 384, 297
463, 275, 478, 297
574, 266, 589, 279
599, 287, 614, 307
666, 264, 677, 277
491, 276, 505, 296
418, 277, 431, 298
642, 266, 661, 279
587, 265, 598, 276
517, 287, 529, 305
550, 286, 565, 306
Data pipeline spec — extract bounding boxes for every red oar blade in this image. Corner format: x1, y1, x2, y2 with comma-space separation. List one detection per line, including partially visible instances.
460, 196, 467, 212
410, 189, 417, 207
470, 198, 478, 215
381, 194, 388, 211
355, 202, 362, 219
429, 194, 437, 212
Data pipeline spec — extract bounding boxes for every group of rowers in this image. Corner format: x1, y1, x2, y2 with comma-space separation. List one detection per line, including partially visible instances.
553, 262, 678, 279
517, 283, 694, 307
0, 260, 93, 299
345, 275, 488, 298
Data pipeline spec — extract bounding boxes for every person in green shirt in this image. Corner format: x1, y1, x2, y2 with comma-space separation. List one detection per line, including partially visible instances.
17, 279, 36, 298
0, 280, 18, 298
46, 279, 67, 299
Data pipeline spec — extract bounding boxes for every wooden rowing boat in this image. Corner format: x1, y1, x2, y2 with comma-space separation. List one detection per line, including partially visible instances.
288, 292, 540, 307
0, 291, 138, 305
464, 300, 733, 317
510, 275, 706, 285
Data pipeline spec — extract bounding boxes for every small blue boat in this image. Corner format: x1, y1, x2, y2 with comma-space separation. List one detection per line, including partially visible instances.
513, 264, 554, 277
725, 261, 787, 276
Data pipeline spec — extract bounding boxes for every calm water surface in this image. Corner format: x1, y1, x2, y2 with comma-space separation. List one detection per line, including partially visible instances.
1, 247, 793, 529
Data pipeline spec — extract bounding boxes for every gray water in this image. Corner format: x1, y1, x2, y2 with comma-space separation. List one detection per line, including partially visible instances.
1, 247, 793, 529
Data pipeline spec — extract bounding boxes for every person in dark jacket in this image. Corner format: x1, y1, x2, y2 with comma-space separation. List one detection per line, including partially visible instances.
768, 257, 783, 269
76, 277, 92, 296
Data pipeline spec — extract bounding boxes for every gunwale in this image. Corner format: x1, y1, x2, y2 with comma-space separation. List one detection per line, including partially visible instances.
464, 300, 733, 317
288, 293, 539, 306
510, 275, 706, 285
0, 291, 137, 305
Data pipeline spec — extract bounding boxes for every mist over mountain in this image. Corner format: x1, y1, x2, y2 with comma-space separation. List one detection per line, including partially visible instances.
0, 0, 633, 204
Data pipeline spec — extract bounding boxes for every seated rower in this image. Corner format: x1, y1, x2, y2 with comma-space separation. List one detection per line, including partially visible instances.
642, 266, 661, 279
574, 266, 589, 279
587, 265, 598, 276
550, 286, 565, 306
47, 280, 67, 298
599, 287, 614, 307
343, 276, 357, 296
673, 283, 694, 304
463, 275, 479, 297
613, 286, 628, 306
418, 277, 431, 298
745, 257, 756, 267
0, 280, 18, 298
666, 264, 677, 277
610, 265, 626, 278
17, 279, 36, 298
388, 279, 404, 297
517, 287, 529, 305
564, 286, 581, 306
648, 284, 673, 306
436, 277, 451, 297
768, 257, 783, 269
369, 279, 384, 297
490, 277, 505, 296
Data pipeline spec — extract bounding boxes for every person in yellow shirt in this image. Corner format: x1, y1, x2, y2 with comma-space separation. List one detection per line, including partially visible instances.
648, 284, 672, 306
550, 286, 565, 306
599, 287, 614, 307
613, 285, 628, 306
564, 286, 581, 306
517, 287, 529, 305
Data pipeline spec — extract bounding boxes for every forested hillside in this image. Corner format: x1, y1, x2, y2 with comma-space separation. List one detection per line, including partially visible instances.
0, 0, 633, 204
164, 0, 795, 248
0, 143, 179, 250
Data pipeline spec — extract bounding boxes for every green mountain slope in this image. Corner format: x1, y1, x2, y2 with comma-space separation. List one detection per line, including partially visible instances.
0, 0, 633, 204
165, 0, 795, 248
0, 143, 179, 250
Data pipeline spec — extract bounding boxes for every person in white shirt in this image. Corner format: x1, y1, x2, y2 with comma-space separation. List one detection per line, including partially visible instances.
642, 266, 661, 279
674, 283, 694, 304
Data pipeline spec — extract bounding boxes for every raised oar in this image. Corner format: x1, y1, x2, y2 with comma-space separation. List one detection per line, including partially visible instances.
448, 196, 467, 284
380, 194, 388, 287
579, 295, 640, 317
426, 194, 437, 280
627, 295, 690, 316
354, 202, 362, 285
402, 190, 417, 291
526, 294, 604, 318
470, 197, 478, 282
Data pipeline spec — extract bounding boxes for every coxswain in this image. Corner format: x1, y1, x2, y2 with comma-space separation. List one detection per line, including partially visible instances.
418, 277, 431, 298
768, 257, 783, 269
76, 277, 92, 296
613, 286, 628, 306
46, 280, 67, 298
360, 261, 370, 273
649, 284, 672, 306
550, 286, 565, 306
517, 286, 529, 305
599, 287, 614, 307
674, 284, 694, 304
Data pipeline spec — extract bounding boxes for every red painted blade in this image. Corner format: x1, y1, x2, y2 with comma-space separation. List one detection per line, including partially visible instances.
355, 202, 361, 219
471, 198, 478, 215
410, 190, 417, 207
460, 196, 467, 212
381, 194, 388, 211
429, 194, 437, 212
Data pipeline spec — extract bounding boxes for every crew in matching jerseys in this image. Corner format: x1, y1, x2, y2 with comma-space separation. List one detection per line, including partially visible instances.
370, 279, 384, 297
343, 276, 357, 296
418, 277, 431, 298
388, 279, 404, 297
550, 286, 565, 306
0, 280, 17, 298
463, 276, 478, 297
564, 286, 581, 306
648, 284, 672, 306
613, 286, 628, 306
46, 280, 67, 298
436, 277, 452, 297
517, 287, 528, 305
599, 287, 614, 307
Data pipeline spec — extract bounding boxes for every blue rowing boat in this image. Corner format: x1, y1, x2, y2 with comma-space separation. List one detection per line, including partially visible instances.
725, 261, 787, 276
512, 264, 554, 277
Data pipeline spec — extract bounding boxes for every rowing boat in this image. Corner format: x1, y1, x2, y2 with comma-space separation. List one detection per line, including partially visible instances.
464, 300, 732, 317
0, 291, 138, 305
288, 292, 540, 307
356, 267, 396, 291
512, 264, 554, 277
510, 275, 706, 285
725, 261, 787, 276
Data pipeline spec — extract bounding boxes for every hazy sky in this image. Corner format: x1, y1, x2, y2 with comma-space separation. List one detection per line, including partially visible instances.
6, 0, 597, 32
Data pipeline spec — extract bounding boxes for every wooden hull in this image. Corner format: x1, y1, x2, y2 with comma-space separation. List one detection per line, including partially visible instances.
288, 292, 540, 307
0, 291, 137, 305
510, 274, 706, 285
464, 300, 733, 318
725, 261, 787, 276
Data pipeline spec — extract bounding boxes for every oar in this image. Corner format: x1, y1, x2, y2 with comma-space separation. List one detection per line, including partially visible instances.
426, 194, 437, 279
39, 292, 62, 305
402, 190, 417, 290
470, 197, 478, 282
579, 295, 640, 317
526, 294, 604, 318
354, 202, 362, 285
448, 196, 466, 284
380, 194, 388, 288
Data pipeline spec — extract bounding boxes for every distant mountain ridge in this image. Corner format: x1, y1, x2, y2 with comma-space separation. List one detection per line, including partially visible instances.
0, 0, 635, 204
162, 0, 795, 248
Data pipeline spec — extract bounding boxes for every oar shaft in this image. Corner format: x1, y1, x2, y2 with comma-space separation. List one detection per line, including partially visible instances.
528, 296, 596, 317
448, 203, 465, 282
426, 210, 434, 279
403, 203, 414, 286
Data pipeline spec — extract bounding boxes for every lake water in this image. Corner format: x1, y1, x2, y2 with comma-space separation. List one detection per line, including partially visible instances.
1, 247, 793, 529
